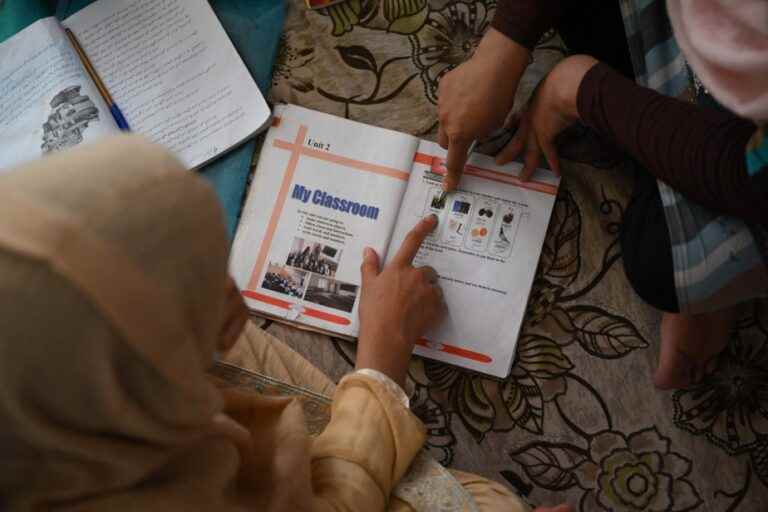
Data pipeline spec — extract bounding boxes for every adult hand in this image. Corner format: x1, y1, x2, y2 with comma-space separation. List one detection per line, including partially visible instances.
217, 276, 249, 352
356, 215, 445, 387
496, 55, 599, 180
437, 28, 530, 192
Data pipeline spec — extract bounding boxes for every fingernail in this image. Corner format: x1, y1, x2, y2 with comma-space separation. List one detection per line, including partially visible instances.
427, 213, 439, 226
363, 247, 375, 259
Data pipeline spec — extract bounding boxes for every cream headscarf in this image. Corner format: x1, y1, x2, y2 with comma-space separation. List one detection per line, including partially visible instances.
0, 136, 237, 510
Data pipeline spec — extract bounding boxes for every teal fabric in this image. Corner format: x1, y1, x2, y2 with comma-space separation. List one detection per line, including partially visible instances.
199, 0, 285, 238
1, 0, 286, 238
746, 130, 767, 177
0, 1, 54, 41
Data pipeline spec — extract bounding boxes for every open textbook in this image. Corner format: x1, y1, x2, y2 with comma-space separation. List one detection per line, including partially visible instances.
230, 105, 561, 378
0, 0, 270, 171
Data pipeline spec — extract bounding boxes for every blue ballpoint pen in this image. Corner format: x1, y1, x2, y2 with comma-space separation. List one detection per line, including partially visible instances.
65, 28, 131, 131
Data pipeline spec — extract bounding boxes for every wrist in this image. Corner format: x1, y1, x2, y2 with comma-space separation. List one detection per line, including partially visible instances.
354, 357, 409, 388
356, 327, 412, 387
477, 28, 531, 66
475, 28, 530, 88
552, 55, 600, 121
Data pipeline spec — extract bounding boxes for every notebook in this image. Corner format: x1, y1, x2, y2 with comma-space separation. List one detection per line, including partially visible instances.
230, 105, 561, 378
0, 0, 270, 171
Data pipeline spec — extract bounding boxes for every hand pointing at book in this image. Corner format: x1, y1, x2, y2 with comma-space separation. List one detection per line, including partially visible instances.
356, 215, 445, 387
437, 28, 530, 192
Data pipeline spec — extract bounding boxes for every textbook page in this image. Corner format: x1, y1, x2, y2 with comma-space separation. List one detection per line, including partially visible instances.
230, 105, 418, 337
386, 139, 560, 378
63, 0, 270, 169
0, 18, 119, 171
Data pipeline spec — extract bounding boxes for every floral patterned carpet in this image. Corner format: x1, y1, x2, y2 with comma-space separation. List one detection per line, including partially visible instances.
247, 1, 768, 510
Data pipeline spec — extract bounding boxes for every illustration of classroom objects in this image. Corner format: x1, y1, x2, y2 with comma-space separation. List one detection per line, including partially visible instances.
425, 186, 522, 258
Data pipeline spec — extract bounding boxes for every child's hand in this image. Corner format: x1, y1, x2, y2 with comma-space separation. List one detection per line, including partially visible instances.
496, 55, 599, 180
356, 215, 445, 387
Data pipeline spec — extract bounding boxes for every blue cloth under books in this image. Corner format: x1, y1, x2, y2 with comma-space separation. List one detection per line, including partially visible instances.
0, 0, 286, 239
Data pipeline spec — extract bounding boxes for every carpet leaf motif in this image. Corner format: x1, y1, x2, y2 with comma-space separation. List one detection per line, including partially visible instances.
509, 442, 586, 491
567, 306, 649, 359
336, 45, 378, 73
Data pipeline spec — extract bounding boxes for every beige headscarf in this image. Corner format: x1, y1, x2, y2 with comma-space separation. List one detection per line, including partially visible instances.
0, 136, 239, 510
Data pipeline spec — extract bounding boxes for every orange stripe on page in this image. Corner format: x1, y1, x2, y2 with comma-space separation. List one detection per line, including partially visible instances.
246, 125, 308, 290
413, 152, 438, 166
273, 140, 410, 181
242, 290, 352, 326
416, 339, 493, 364
413, 152, 558, 195
243, 290, 292, 309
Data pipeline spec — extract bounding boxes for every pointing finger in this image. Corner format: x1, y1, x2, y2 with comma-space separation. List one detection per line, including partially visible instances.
394, 214, 438, 266
438, 124, 449, 150
444, 137, 470, 192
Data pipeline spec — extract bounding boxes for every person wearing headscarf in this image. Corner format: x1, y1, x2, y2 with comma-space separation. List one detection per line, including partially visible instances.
0, 135, 566, 511
436, 0, 767, 389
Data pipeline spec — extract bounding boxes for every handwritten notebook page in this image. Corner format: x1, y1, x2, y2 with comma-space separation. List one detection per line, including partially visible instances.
0, 18, 120, 170
63, 0, 270, 168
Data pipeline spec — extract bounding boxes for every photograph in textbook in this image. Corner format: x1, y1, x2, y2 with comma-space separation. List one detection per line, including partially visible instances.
261, 264, 308, 298
304, 274, 358, 313
286, 237, 341, 278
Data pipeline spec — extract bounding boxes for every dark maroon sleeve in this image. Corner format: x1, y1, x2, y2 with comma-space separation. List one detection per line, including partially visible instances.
490, 0, 565, 50
576, 62, 768, 224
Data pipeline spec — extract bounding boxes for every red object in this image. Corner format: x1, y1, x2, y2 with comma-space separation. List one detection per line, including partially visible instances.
242, 290, 351, 326
416, 339, 493, 364
413, 152, 558, 196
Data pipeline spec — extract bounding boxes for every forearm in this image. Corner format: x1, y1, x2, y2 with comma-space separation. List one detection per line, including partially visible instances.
490, 0, 565, 50
311, 374, 425, 511
577, 62, 768, 223
473, 27, 532, 109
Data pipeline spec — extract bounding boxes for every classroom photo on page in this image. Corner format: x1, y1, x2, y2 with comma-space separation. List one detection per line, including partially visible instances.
286, 237, 341, 277
261, 264, 308, 298
304, 274, 358, 313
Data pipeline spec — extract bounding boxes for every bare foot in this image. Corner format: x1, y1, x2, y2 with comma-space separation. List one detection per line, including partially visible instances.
654, 307, 741, 390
